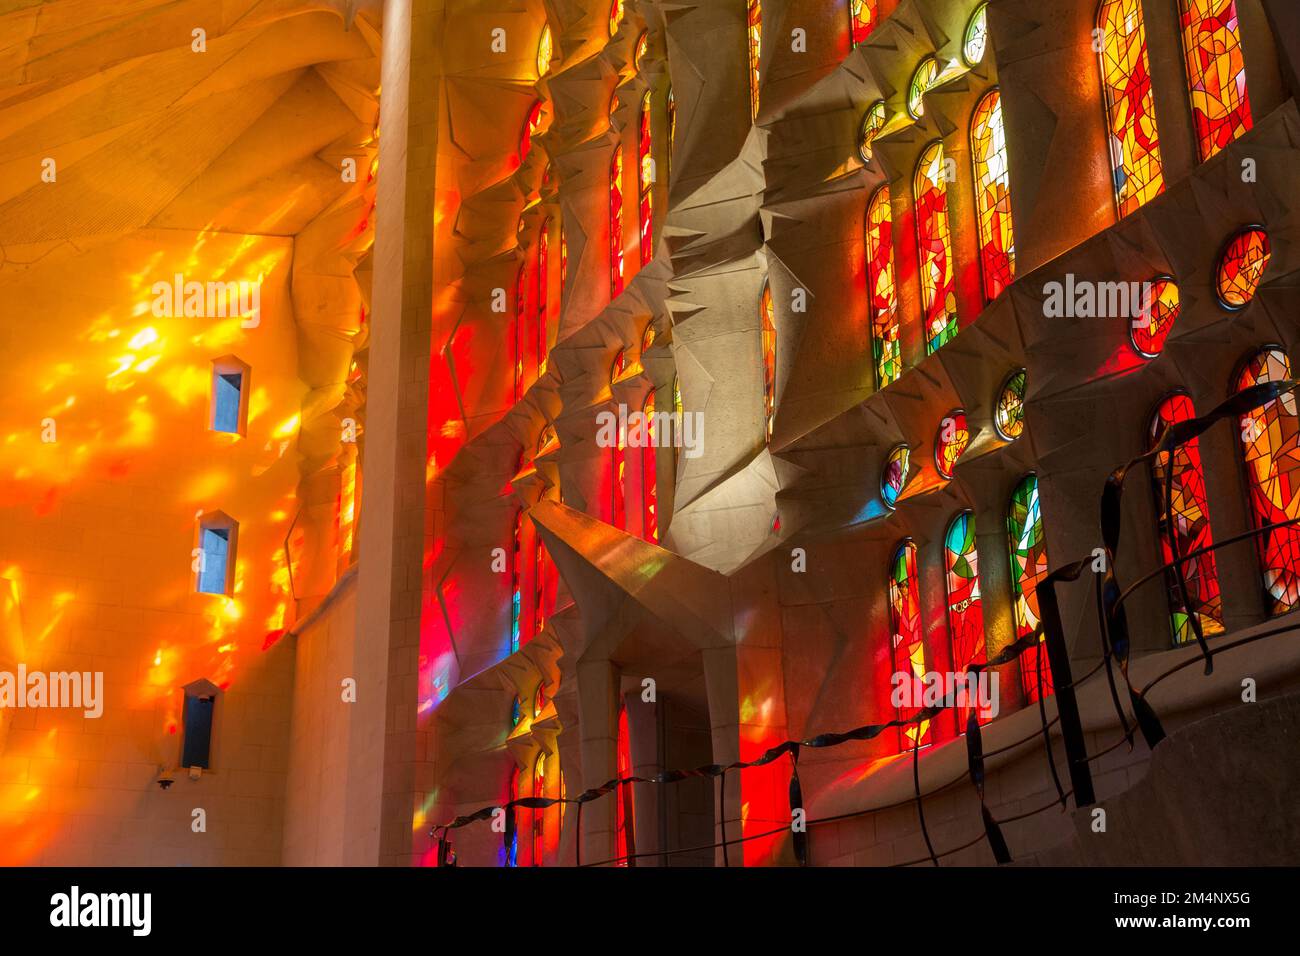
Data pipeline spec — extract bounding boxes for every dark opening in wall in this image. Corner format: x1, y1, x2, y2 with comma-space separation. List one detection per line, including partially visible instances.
180, 678, 221, 771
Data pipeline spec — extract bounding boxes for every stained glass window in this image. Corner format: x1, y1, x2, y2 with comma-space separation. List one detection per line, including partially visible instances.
609, 0, 624, 37
537, 220, 551, 371
1008, 474, 1052, 701
935, 410, 969, 480
747, 0, 762, 122
914, 141, 958, 353
611, 350, 627, 529
944, 512, 988, 728
864, 186, 900, 390
1149, 394, 1224, 644
514, 261, 529, 402
532, 752, 546, 866
510, 509, 524, 653
534, 683, 546, 717
560, 223, 568, 290
610, 146, 625, 298
615, 703, 635, 865
673, 375, 684, 472
537, 24, 553, 77
1098, 0, 1165, 219
762, 281, 776, 443
666, 87, 676, 186
506, 765, 520, 866
1129, 276, 1179, 358
639, 91, 654, 267
964, 3, 989, 66
970, 89, 1015, 303
1179, 0, 1252, 162
850, 0, 877, 48
995, 368, 1026, 440
889, 540, 931, 750
521, 100, 543, 164
908, 56, 939, 119
643, 391, 658, 542
1236, 348, 1300, 614
635, 31, 648, 70
1216, 227, 1270, 309
534, 535, 548, 638
511, 695, 522, 727
858, 100, 886, 164
881, 444, 910, 509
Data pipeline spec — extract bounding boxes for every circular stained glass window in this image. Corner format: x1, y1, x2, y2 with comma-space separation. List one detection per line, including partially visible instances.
908, 57, 939, 119
881, 444, 910, 509
858, 100, 887, 164
935, 410, 969, 479
963, 3, 989, 66
1130, 276, 1180, 359
1216, 227, 1271, 310
995, 368, 1026, 441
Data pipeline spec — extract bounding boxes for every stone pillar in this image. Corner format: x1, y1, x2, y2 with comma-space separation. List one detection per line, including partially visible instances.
344, 0, 440, 866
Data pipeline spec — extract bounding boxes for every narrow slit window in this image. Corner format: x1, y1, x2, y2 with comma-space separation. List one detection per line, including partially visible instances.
210, 358, 249, 435
196, 514, 236, 595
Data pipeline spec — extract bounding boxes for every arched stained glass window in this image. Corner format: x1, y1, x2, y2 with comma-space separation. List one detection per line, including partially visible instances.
935, 410, 969, 480
747, 0, 762, 122
505, 765, 521, 867
850, 0, 877, 48
643, 391, 658, 542
865, 186, 900, 389
515, 260, 529, 403
1149, 394, 1224, 644
538, 221, 551, 372
673, 375, 684, 472
510, 509, 524, 653
889, 540, 931, 750
908, 56, 939, 119
914, 141, 958, 353
945, 512, 988, 728
532, 752, 546, 866
611, 351, 627, 529
1216, 227, 1270, 309
1008, 474, 1052, 701
995, 369, 1026, 441
1179, 0, 1252, 162
533, 535, 548, 638
639, 91, 654, 267
858, 100, 887, 164
970, 89, 1015, 303
610, 146, 625, 298
521, 100, 543, 164
1236, 348, 1300, 614
761, 282, 777, 444
1098, 0, 1165, 219
964, 3, 989, 66
609, 0, 624, 37
634, 30, 648, 70
881, 444, 910, 509
537, 24, 553, 77
615, 703, 636, 866
1130, 276, 1179, 358
560, 222, 568, 291
666, 87, 676, 186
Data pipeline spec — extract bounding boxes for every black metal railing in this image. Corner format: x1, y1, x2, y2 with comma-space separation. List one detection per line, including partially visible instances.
429, 380, 1300, 868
